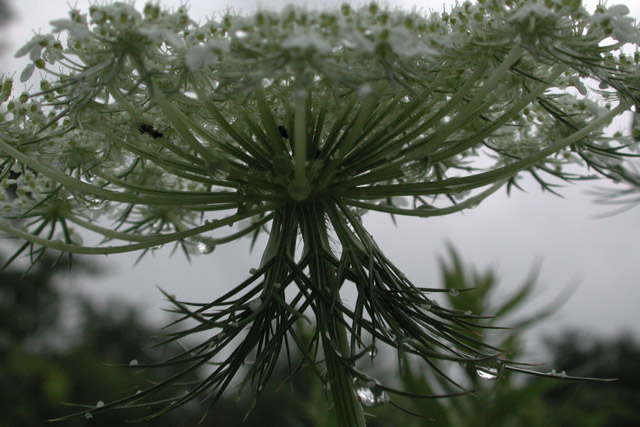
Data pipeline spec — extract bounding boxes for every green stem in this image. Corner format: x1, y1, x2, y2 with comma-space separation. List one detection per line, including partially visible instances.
0, 203, 275, 255
342, 101, 631, 199
0, 137, 240, 206
298, 202, 366, 427
293, 88, 309, 186
321, 323, 366, 427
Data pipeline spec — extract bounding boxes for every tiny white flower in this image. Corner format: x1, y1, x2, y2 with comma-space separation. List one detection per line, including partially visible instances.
509, 3, 556, 25
594, 5, 639, 44
386, 27, 436, 58
185, 40, 229, 70
14, 35, 48, 58
139, 25, 183, 48
50, 19, 91, 41
281, 30, 331, 54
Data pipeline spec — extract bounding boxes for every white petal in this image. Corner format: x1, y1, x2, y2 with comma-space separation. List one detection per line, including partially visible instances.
14, 41, 34, 58
20, 63, 36, 83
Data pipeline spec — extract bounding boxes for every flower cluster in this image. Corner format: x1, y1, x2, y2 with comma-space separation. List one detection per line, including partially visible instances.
0, 1, 638, 424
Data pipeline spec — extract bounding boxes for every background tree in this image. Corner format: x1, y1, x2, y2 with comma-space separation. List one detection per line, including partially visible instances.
0, 251, 206, 426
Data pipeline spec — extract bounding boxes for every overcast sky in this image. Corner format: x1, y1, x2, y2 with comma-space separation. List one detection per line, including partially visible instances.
1, 0, 639, 359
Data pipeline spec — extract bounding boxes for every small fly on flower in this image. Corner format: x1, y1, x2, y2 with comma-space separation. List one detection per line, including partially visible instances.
278, 125, 288, 139
138, 123, 164, 139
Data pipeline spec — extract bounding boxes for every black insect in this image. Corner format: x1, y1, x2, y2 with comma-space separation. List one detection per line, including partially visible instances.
138, 123, 164, 139
278, 125, 288, 139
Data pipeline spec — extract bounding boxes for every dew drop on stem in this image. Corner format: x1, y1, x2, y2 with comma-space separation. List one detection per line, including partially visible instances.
248, 298, 262, 312
369, 346, 378, 358
400, 156, 430, 178
195, 237, 215, 254
73, 192, 107, 211
354, 377, 390, 407
475, 359, 504, 380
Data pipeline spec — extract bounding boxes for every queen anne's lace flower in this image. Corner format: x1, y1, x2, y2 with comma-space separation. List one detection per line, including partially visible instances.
184, 40, 230, 70
593, 4, 639, 43
0, 1, 638, 424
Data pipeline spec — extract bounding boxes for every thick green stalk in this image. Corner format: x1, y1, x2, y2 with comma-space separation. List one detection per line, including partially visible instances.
320, 318, 366, 427
289, 87, 312, 201
298, 202, 366, 427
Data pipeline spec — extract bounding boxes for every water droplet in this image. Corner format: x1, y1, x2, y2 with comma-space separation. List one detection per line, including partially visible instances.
475, 359, 503, 381
118, 151, 136, 170
400, 156, 430, 178
85, 413, 93, 419
449, 289, 459, 296
400, 95, 411, 103
69, 229, 84, 246
358, 83, 373, 97
476, 367, 499, 380
248, 298, 262, 312
548, 369, 568, 378
195, 237, 215, 254
273, 282, 282, 289
369, 346, 378, 358
398, 352, 406, 376
237, 199, 260, 213
234, 29, 249, 39
205, 155, 230, 180
354, 378, 389, 407
136, 390, 143, 395
417, 203, 434, 210
96, 401, 104, 408
129, 359, 138, 366
73, 192, 107, 211
249, 268, 258, 274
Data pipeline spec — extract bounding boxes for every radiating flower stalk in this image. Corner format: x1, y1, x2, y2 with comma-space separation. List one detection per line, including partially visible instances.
0, 0, 638, 424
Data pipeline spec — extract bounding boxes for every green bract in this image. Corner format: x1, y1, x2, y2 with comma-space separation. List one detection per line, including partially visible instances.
0, 0, 638, 424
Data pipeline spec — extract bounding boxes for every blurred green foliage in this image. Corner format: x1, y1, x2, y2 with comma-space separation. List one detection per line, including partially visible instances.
0, 253, 203, 426
1, 246, 638, 426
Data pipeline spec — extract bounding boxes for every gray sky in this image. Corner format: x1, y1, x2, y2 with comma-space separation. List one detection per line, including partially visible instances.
2, 0, 639, 359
